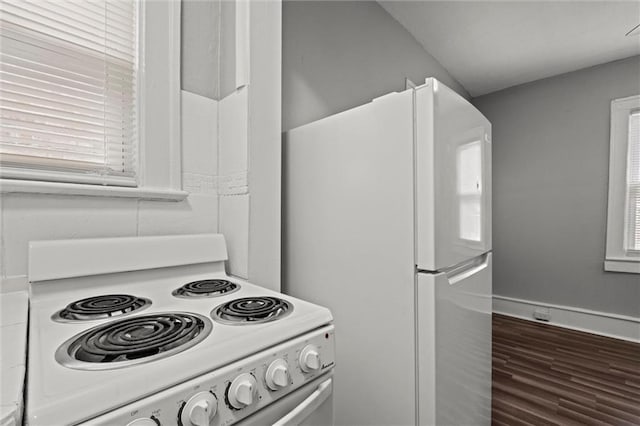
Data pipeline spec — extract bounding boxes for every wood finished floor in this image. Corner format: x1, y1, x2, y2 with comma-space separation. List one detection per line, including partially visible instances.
492, 314, 640, 426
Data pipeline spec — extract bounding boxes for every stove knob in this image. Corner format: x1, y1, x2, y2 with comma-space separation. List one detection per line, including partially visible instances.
126, 418, 158, 426
265, 359, 290, 390
227, 373, 258, 409
180, 391, 217, 426
299, 345, 321, 373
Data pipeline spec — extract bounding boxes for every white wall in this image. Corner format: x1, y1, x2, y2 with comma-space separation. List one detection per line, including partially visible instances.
0, 90, 219, 284
246, 1, 282, 290
181, 0, 282, 291
216, 1, 283, 291
0, 2, 219, 287
473, 56, 640, 318
282, 1, 468, 131
1, 0, 282, 292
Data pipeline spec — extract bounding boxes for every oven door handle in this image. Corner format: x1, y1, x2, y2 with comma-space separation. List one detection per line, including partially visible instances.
272, 378, 333, 426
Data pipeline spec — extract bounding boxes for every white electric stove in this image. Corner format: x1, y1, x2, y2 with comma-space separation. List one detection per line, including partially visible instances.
26, 234, 335, 426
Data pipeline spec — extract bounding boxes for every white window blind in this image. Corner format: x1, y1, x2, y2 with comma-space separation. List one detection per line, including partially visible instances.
626, 110, 640, 252
0, 0, 138, 186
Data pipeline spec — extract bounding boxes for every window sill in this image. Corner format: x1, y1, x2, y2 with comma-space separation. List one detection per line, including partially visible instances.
0, 179, 188, 202
604, 259, 640, 274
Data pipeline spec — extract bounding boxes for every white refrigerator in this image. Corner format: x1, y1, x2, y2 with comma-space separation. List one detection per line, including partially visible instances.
283, 78, 492, 426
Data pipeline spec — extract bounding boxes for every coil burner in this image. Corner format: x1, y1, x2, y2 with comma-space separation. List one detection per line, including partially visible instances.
172, 279, 239, 298
55, 312, 212, 370
52, 294, 151, 322
211, 297, 293, 325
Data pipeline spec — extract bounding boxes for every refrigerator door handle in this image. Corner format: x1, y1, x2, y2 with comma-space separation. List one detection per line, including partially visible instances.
445, 253, 490, 285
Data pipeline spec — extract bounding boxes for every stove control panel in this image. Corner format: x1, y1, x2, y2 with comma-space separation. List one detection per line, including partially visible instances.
86, 325, 335, 425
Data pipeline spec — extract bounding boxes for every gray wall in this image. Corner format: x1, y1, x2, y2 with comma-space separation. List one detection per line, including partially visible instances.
473, 56, 640, 317
181, 0, 235, 100
282, 1, 468, 131
219, 0, 236, 99
181, 0, 220, 99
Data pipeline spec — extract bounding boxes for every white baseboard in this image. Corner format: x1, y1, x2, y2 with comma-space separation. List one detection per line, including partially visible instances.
493, 295, 640, 343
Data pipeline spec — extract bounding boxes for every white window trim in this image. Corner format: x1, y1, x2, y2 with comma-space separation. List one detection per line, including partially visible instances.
605, 94, 640, 274
0, 0, 187, 201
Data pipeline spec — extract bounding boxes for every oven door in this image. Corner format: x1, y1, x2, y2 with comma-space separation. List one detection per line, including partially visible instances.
237, 374, 333, 426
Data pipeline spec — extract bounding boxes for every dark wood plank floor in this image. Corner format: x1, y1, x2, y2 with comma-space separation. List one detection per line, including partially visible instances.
492, 314, 640, 426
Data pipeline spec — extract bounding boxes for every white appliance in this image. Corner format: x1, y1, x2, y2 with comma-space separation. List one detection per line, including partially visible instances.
25, 234, 335, 426
283, 78, 492, 425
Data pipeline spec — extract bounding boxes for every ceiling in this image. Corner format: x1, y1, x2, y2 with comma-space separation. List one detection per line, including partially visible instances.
379, 1, 640, 97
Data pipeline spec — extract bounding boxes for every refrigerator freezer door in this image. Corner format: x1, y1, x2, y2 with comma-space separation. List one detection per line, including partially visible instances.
415, 79, 492, 271
416, 253, 492, 426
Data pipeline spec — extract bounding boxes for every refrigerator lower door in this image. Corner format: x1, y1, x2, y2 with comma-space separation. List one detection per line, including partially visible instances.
417, 252, 492, 426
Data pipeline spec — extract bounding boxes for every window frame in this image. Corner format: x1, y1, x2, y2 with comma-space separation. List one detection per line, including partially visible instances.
605, 94, 640, 274
0, 0, 186, 201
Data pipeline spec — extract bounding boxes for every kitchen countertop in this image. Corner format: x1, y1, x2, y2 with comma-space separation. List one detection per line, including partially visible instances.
1, 288, 29, 426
